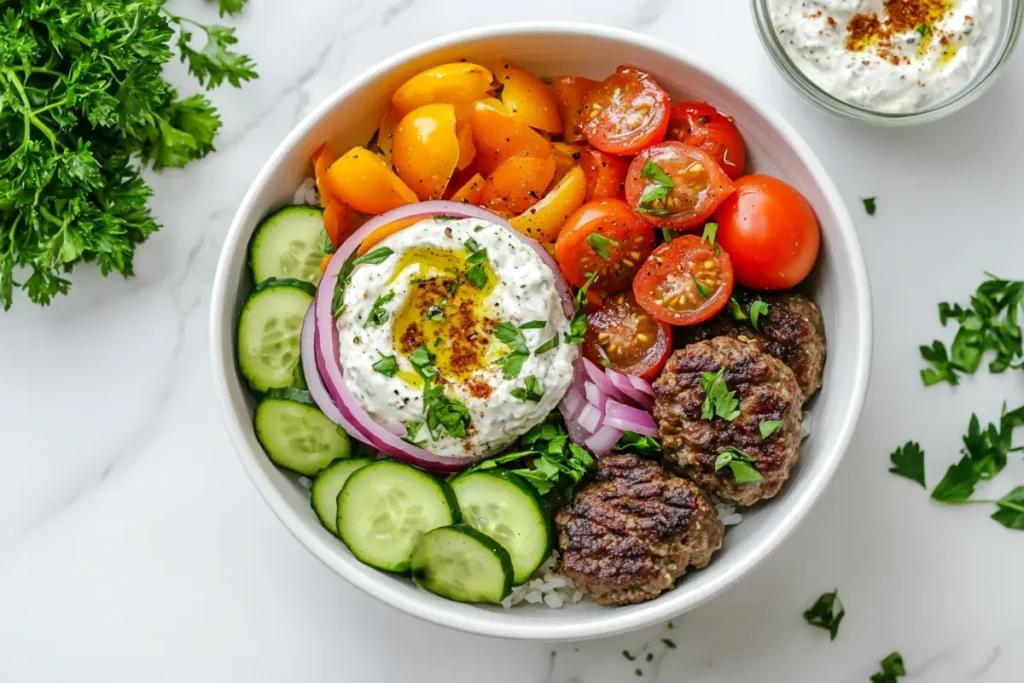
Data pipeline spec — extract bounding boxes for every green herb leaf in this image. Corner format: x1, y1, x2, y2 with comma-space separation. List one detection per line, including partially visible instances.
714, 448, 764, 483
888, 441, 926, 487
637, 160, 675, 214
423, 302, 446, 322
317, 229, 335, 255
701, 222, 720, 254
409, 345, 437, 381
870, 652, 906, 683
586, 232, 620, 260
332, 249, 360, 317
932, 405, 1024, 503
535, 336, 560, 355
661, 227, 674, 243
759, 420, 784, 438
700, 369, 741, 422
495, 321, 531, 379
519, 320, 547, 330
750, 298, 769, 331
565, 272, 600, 344
372, 354, 399, 377
474, 224, 486, 232
512, 376, 544, 402
803, 589, 845, 640
613, 431, 663, 456
363, 290, 395, 328
915, 23, 932, 37
403, 420, 426, 447
863, 196, 878, 215
727, 297, 748, 321
465, 238, 482, 253
176, 23, 258, 89
992, 486, 1024, 530
354, 247, 394, 266
641, 160, 675, 188
661, 639, 676, 649
693, 277, 713, 298
423, 382, 472, 439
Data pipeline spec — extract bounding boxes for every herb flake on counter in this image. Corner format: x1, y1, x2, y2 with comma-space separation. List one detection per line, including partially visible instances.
888, 441, 925, 487
372, 354, 398, 377
363, 290, 395, 328
512, 376, 544, 403
587, 233, 620, 261
803, 589, 845, 640
931, 404, 1024, 504
622, 651, 636, 662
661, 639, 676, 649
870, 652, 906, 683
701, 368, 740, 422
759, 420, 783, 438
862, 197, 877, 215
714, 448, 764, 483
749, 298, 769, 330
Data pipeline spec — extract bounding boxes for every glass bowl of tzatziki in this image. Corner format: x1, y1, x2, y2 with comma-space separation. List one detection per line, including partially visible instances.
753, 0, 1023, 124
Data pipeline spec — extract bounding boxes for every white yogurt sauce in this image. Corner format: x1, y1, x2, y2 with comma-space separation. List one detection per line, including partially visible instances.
769, 0, 997, 113
336, 218, 578, 458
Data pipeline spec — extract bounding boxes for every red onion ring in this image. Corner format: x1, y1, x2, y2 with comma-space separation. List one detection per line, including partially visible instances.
606, 368, 654, 410
603, 399, 659, 437
584, 424, 623, 456
628, 374, 656, 398
312, 200, 575, 472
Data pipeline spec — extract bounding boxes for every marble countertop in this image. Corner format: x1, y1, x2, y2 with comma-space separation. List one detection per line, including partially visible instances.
3, 0, 1024, 681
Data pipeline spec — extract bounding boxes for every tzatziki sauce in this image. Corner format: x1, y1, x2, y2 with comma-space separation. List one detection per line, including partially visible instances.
769, 0, 997, 113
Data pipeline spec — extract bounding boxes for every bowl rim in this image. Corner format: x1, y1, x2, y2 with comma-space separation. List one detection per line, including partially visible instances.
210, 21, 873, 641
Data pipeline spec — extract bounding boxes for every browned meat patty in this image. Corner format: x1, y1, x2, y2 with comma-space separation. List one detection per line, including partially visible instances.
676, 290, 825, 403
555, 454, 723, 606
654, 336, 803, 506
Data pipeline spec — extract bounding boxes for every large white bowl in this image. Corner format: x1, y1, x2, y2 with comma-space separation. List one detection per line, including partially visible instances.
210, 23, 872, 641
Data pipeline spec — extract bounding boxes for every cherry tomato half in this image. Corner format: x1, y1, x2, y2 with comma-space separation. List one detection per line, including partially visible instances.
625, 142, 734, 230
554, 199, 655, 297
580, 147, 629, 202
583, 66, 670, 156
551, 76, 596, 144
584, 289, 672, 380
666, 102, 746, 180
713, 174, 820, 290
633, 234, 734, 326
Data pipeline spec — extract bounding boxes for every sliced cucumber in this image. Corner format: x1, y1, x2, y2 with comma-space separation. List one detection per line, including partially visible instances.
237, 280, 312, 392
249, 205, 327, 286
337, 461, 460, 573
451, 470, 551, 584
310, 457, 374, 535
254, 390, 351, 475
410, 525, 513, 604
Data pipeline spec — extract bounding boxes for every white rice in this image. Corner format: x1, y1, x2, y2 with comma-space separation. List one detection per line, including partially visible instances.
501, 551, 584, 609
293, 177, 319, 206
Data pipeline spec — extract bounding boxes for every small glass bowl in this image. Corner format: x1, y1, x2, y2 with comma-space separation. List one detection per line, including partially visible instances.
751, 0, 1024, 125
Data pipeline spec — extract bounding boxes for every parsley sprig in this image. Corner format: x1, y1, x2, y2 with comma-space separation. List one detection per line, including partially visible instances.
714, 448, 764, 483
888, 441, 925, 487
636, 160, 675, 216
700, 369, 740, 421
803, 589, 845, 640
564, 271, 600, 344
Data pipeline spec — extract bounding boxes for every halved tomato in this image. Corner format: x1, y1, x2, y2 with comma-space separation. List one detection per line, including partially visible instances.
392, 62, 494, 113
448, 172, 485, 205
480, 155, 555, 215
392, 103, 460, 200
554, 199, 654, 296
625, 142, 734, 230
469, 99, 553, 175
666, 102, 745, 180
584, 289, 672, 380
375, 106, 403, 166
583, 66, 670, 156
311, 143, 338, 206
579, 147, 629, 201
321, 200, 350, 248
633, 234, 734, 325
510, 165, 586, 243
551, 76, 596, 144
490, 60, 562, 132
551, 142, 585, 186
324, 147, 418, 215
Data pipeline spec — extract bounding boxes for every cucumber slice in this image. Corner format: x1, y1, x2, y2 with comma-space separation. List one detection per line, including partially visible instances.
249, 205, 327, 286
237, 281, 312, 392
310, 457, 374, 535
451, 470, 551, 584
254, 391, 351, 475
410, 525, 513, 604
337, 461, 460, 573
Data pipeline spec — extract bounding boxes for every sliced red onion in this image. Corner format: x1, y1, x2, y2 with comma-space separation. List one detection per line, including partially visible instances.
582, 358, 630, 404
558, 389, 585, 422
606, 368, 654, 410
584, 424, 624, 457
628, 373, 656, 398
583, 381, 607, 410
603, 399, 659, 437
312, 200, 573, 472
576, 402, 604, 434
300, 307, 369, 442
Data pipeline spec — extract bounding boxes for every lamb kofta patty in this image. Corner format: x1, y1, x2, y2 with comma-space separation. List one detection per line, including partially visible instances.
654, 336, 803, 506
677, 290, 825, 403
554, 454, 723, 606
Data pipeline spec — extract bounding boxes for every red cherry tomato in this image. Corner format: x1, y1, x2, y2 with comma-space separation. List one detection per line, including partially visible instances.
579, 147, 629, 201
625, 142, 734, 231
633, 234, 734, 326
713, 174, 820, 290
666, 102, 746, 180
584, 289, 672, 380
582, 66, 670, 156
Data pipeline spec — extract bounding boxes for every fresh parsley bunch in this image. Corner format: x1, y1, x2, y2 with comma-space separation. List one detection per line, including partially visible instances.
0, 0, 256, 310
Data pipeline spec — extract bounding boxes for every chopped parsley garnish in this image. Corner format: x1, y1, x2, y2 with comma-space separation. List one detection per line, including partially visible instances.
372, 354, 399, 377
888, 441, 925, 487
464, 240, 489, 289
759, 419, 783, 438
915, 23, 932, 37
423, 301, 446, 322
354, 247, 394, 266
727, 297, 748, 321
519, 320, 546, 330
511, 376, 544, 402
863, 196, 877, 215
700, 368, 740, 421
661, 639, 676, 649
317, 229, 335, 255
363, 290, 395, 328
535, 335, 560, 355
409, 344, 438, 381
701, 222, 720, 254
661, 226, 674, 243
495, 321, 531, 379
586, 232, 620, 261
403, 420, 426, 447
714, 448, 764, 483
565, 271, 600, 344
637, 160, 675, 215
803, 589, 845, 640
919, 274, 1024, 386
870, 652, 906, 683
474, 224, 486, 232
749, 298, 769, 330
622, 651, 636, 662
693, 276, 713, 298
331, 246, 396, 316
423, 383, 472, 439
465, 237, 482, 253
613, 431, 663, 456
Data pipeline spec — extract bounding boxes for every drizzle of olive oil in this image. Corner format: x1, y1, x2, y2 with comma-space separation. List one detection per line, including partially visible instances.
938, 41, 962, 67
389, 246, 496, 385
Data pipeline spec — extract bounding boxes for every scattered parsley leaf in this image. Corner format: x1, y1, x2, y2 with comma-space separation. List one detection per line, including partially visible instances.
586, 232, 620, 260
535, 335, 560, 355
870, 652, 906, 683
565, 271, 600, 344
317, 229, 335, 255
354, 247, 394, 266
888, 441, 926, 487
693, 277, 713, 298
622, 651, 636, 662
992, 486, 1024, 530
465, 238, 482, 253
424, 388, 471, 439
409, 345, 437, 381
423, 302, 446, 322
495, 321, 531, 379
661, 639, 676, 649
613, 431, 662, 456
700, 369, 741, 421
403, 420, 426, 447
512, 376, 544, 402
637, 160, 675, 214
332, 249, 359, 317
372, 354, 398, 377
750, 298, 769, 330
863, 197, 877, 215
727, 297, 748, 321
714, 448, 764, 483
642, 160, 675, 187
803, 589, 845, 640
520, 320, 546, 330
931, 404, 1024, 503
464, 241, 489, 289
363, 290, 395, 328
701, 222, 720, 254
474, 224, 486, 232
759, 420, 784, 438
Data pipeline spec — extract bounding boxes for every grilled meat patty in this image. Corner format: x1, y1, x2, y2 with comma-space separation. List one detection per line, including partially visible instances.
654, 336, 803, 506
677, 290, 825, 403
555, 454, 723, 606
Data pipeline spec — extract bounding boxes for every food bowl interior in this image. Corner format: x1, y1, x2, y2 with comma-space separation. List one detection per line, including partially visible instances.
212, 25, 870, 641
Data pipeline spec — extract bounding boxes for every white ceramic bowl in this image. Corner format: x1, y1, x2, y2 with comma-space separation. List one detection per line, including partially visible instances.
210, 23, 872, 641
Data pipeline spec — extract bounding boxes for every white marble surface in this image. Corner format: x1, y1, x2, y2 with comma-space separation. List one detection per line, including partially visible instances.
2, 0, 1024, 681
